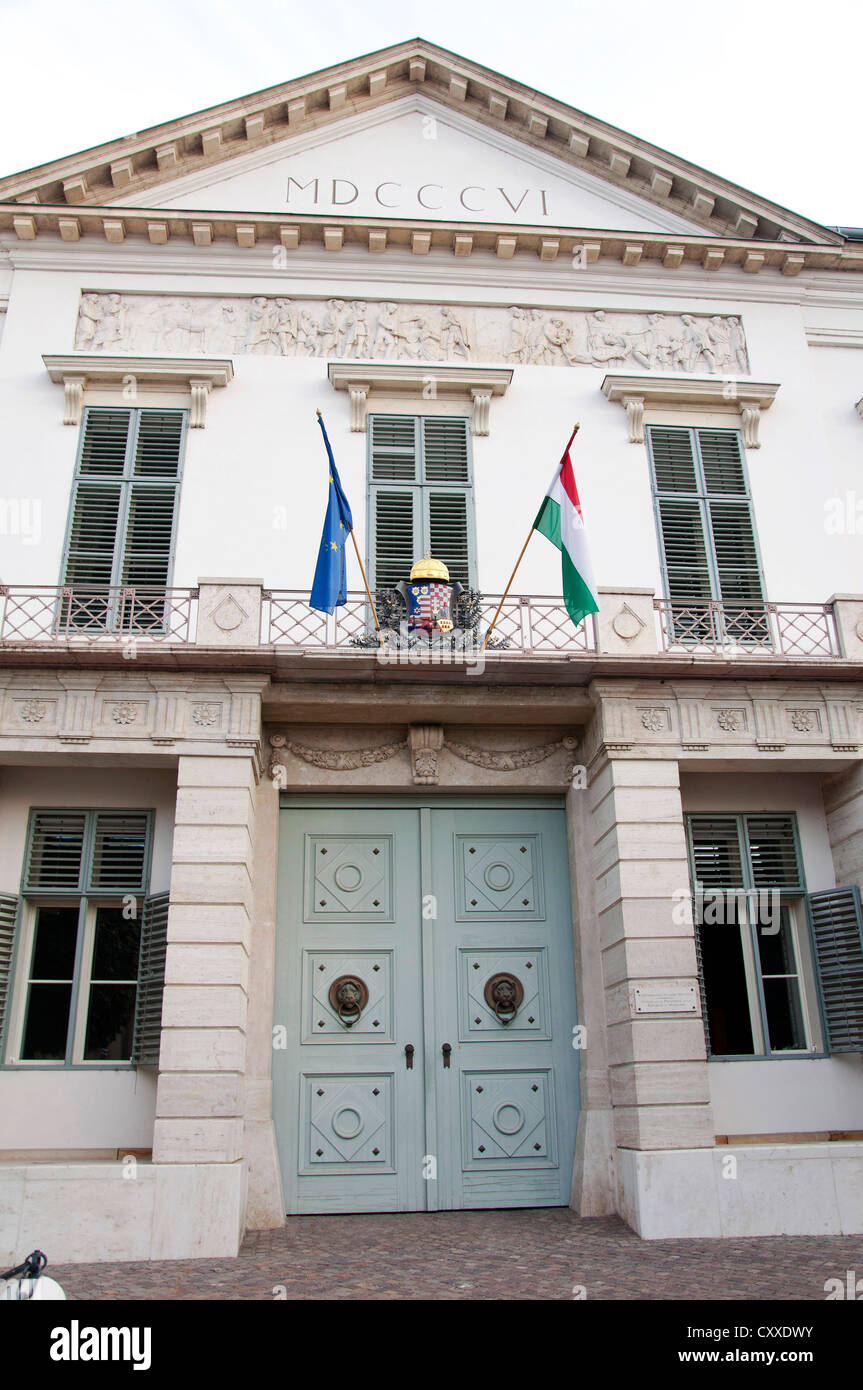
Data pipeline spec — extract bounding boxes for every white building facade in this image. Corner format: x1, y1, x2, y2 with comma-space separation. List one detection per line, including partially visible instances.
0, 40, 861, 1261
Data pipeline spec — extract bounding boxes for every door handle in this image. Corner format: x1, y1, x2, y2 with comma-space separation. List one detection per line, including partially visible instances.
404, 1043, 415, 1070
442, 1043, 452, 1069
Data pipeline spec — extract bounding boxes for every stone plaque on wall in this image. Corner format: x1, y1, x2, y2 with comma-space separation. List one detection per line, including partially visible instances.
75, 292, 749, 375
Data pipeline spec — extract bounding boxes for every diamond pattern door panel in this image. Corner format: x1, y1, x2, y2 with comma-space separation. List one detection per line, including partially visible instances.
463, 1071, 554, 1165
301, 1074, 394, 1170
455, 834, 544, 919
304, 835, 394, 922
459, 948, 549, 1039
303, 951, 393, 1042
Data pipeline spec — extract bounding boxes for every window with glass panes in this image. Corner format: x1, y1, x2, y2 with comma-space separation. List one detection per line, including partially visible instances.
646, 427, 766, 642
686, 814, 818, 1057
367, 415, 476, 588
9, 810, 153, 1065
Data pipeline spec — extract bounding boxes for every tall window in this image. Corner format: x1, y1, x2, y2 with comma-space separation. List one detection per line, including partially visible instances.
687, 814, 815, 1057
61, 407, 186, 627
647, 427, 765, 641
367, 415, 476, 589
1, 810, 168, 1067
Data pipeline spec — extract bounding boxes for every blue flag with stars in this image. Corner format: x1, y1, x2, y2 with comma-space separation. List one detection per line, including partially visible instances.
309, 414, 354, 614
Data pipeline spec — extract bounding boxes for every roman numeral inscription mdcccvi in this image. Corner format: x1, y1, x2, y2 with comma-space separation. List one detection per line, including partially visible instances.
273, 800, 580, 1213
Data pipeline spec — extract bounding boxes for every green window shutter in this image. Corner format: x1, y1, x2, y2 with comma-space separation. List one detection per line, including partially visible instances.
428, 491, 470, 586
0, 894, 19, 1051
422, 417, 470, 483
745, 816, 802, 891
89, 813, 150, 893
656, 497, 713, 603
688, 816, 745, 889
648, 425, 764, 610
25, 812, 88, 892
371, 489, 418, 589
131, 892, 170, 1066
370, 415, 418, 481
808, 887, 863, 1052
62, 408, 185, 597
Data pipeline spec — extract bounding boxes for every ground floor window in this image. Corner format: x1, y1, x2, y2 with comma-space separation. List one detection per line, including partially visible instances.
686, 814, 820, 1058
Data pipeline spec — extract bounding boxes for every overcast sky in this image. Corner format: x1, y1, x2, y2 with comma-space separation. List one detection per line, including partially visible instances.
2, 0, 859, 227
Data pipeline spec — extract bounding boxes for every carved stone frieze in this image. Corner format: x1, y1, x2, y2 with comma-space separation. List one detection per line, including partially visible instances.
444, 735, 578, 770
271, 733, 407, 773
74, 293, 750, 376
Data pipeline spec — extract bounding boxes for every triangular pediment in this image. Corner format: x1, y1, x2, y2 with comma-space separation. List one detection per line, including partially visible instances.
112, 97, 706, 233
0, 39, 840, 246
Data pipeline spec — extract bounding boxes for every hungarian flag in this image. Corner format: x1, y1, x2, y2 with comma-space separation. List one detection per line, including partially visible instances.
533, 426, 599, 629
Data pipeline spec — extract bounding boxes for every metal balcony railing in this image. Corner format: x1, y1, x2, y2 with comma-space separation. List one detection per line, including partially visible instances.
261, 591, 597, 654
653, 599, 840, 658
0, 585, 845, 661
0, 586, 198, 644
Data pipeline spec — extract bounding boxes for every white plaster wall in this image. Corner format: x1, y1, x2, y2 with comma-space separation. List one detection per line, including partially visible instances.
679, 770, 836, 890
0, 764, 177, 893
680, 769, 863, 1135
1, 240, 862, 604
0, 765, 175, 1151
0, 1070, 157, 1151
709, 1057, 863, 1134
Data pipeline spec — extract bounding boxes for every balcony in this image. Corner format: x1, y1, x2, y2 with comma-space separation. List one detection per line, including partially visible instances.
0, 583, 859, 671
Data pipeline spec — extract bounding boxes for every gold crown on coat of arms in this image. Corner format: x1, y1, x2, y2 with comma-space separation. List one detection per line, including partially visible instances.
409, 553, 450, 582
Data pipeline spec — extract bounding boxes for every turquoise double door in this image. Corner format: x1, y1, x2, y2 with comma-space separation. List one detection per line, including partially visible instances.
274, 797, 580, 1214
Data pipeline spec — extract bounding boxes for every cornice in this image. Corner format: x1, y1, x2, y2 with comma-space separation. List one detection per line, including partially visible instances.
2, 207, 859, 278
42, 353, 233, 426
0, 39, 840, 248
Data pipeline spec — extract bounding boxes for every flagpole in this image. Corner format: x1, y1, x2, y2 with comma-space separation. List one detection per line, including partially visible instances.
482, 423, 580, 653
349, 526, 385, 648
315, 410, 385, 648
481, 527, 536, 652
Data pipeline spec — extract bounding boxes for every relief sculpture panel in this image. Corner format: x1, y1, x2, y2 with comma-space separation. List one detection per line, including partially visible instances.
74, 293, 750, 374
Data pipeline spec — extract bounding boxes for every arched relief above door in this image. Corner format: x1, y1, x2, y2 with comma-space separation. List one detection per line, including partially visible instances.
267, 726, 582, 789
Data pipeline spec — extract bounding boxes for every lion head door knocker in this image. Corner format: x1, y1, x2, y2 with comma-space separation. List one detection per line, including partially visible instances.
484, 972, 525, 1026
328, 975, 370, 1028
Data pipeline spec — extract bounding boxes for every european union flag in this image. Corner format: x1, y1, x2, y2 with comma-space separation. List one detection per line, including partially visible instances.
309, 414, 354, 614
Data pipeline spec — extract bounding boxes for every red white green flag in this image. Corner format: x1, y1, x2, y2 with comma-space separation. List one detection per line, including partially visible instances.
533, 426, 599, 629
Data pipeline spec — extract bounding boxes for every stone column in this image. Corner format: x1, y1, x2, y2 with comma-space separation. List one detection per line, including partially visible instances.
823, 761, 863, 891
589, 755, 713, 1152
150, 750, 258, 1257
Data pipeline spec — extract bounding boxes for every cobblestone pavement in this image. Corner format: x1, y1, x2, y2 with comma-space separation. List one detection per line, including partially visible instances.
49, 1209, 863, 1300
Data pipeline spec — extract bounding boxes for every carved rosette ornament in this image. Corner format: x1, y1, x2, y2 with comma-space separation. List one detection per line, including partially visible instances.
191, 703, 220, 726
789, 710, 815, 733
111, 701, 138, 725
19, 699, 47, 723
715, 709, 743, 732
640, 708, 666, 732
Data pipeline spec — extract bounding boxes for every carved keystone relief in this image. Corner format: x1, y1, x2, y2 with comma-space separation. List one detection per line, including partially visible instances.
75, 293, 750, 375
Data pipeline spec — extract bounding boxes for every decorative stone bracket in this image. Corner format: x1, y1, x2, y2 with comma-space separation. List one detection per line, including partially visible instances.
328, 362, 512, 435
43, 354, 234, 427
601, 374, 780, 447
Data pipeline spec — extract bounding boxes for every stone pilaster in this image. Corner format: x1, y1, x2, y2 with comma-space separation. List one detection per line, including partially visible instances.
566, 779, 616, 1215
589, 755, 713, 1150
153, 753, 257, 1166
